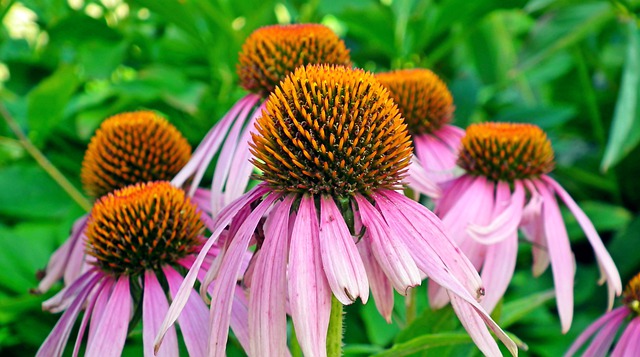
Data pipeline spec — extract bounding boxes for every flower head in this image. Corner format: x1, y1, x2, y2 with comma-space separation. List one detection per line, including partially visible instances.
433, 121, 621, 333
566, 273, 640, 357
158, 65, 516, 357
238, 24, 352, 96
81, 111, 191, 198
37, 182, 249, 357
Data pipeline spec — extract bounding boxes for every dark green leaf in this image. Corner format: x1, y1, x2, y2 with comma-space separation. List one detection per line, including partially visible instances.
373, 333, 472, 357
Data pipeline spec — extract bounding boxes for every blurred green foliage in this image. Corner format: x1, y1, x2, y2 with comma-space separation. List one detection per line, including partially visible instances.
1, 0, 639, 356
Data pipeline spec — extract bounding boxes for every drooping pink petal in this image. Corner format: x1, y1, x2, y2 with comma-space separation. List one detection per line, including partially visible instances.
230, 285, 251, 354
36, 272, 101, 357
436, 124, 465, 151
154, 184, 269, 353
355, 195, 421, 294
479, 234, 518, 313
467, 180, 525, 245
611, 315, 640, 357
565, 307, 629, 357
72, 277, 110, 357
288, 195, 332, 357
543, 175, 622, 309
164, 266, 208, 357
172, 93, 261, 195
205, 193, 280, 357
85, 276, 132, 357
249, 196, 294, 356
357, 238, 394, 323
434, 175, 473, 216
520, 180, 549, 276
143, 271, 178, 357
43, 267, 100, 313
413, 125, 464, 183
535, 180, 576, 333
87, 277, 114, 342
580, 308, 628, 357
406, 158, 442, 198
319, 195, 369, 305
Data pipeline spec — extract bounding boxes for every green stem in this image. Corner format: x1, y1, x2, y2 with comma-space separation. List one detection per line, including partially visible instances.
405, 287, 417, 325
0, 103, 92, 212
326, 296, 344, 357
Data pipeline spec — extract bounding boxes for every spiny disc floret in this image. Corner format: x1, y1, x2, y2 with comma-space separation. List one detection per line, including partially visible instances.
81, 111, 191, 198
624, 273, 640, 315
458, 122, 554, 182
86, 181, 203, 276
250, 64, 413, 198
237, 24, 352, 96
375, 69, 454, 134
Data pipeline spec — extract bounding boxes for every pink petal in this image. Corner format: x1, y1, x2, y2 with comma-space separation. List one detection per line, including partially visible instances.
406, 158, 442, 198
230, 285, 251, 354
154, 184, 269, 353
449, 292, 502, 356
520, 180, 549, 276
611, 315, 640, 357
565, 306, 629, 357
357, 239, 394, 323
319, 195, 369, 305
355, 195, 421, 294
467, 180, 525, 245
85, 276, 132, 357
288, 195, 332, 357
43, 267, 100, 313
543, 176, 622, 309
143, 271, 178, 357
434, 175, 473, 216
535, 180, 575, 333
413, 125, 464, 183
580, 308, 628, 357
164, 266, 208, 357
249, 196, 294, 356
205, 193, 280, 357
87, 277, 114, 341
479, 234, 518, 313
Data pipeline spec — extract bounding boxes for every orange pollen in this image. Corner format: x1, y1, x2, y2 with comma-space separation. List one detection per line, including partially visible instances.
81, 111, 191, 198
624, 273, 640, 314
375, 69, 454, 135
250, 64, 413, 198
86, 181, 204, 276
237, 23, 352, 96
457, 122, 554, 182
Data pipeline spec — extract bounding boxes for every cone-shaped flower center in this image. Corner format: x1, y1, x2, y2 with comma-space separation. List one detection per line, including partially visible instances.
81, 111, 191, 198
624, 273, 640, 314
457, 122, 554, 182
375, 69, 454, 135
237, 24, 352, 96
86, 181, 203, 276
250, 64, 412, 198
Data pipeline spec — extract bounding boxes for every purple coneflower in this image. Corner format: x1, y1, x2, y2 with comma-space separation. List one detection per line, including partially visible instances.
157, 64, 517, 357
37, 181, 250, 357
566, 273, 640, 356
35, 111, 208, 294
172, 23, 352, 215
375, 68, 464, 196
431, 122, 622, 332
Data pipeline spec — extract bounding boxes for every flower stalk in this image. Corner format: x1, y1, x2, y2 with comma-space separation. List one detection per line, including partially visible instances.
326, 295, 344, 357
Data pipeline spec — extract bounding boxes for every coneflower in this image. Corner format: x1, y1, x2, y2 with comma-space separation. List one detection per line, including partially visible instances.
375, 68, 463, 197
431, 122, 622, 332
35, 111, 206, 294
173, 23, 352, 215
37, 182, 250, 357
156, 65, 516, 357
566, 273, 640, 356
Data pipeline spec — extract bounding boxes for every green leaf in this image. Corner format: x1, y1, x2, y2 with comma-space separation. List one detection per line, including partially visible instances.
601, 22, 640, 171
373, 333, 472, 357
26, 66, 79, 146
361, 296, 400, 346
396, 305, 457, 343
500, 290, 555, 328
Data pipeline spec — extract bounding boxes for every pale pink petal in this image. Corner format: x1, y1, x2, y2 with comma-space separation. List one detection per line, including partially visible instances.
143, 271, 178, 357
288, 195, 332, 357
164, 266, 208, 357
543, 176, 622, 309
565, 307, 629, 357
406, 158, 441, 198
434, 175, 473, 216
43, 267, 100, 313
535, 180, 575, 333
520, 180, 549, 276
413, 127, 462, 183
611, 315, 640, 357
355, 195, 421, 294
230, 285, 251, 354
85, 276, 132, 357
580, 308, 628, 357
87, 277, 114, 341
205, 193, 280, 357
467, 181, 525, 245
36, 272, 101, 357
319, 195, 369, 305
154, 184, 269, 353
479, 234, 518, 313
249, 196, 293, 356
357, 239, 394, 323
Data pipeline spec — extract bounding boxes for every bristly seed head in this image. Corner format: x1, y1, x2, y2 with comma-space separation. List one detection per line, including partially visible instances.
250, 64, 413, 198
458, 122, 554, 182
81, 111, 191, 198
375, 68, 454, 135
237, 24, 352, 96
624, 273, 640, 315
86, 181, 203, 276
